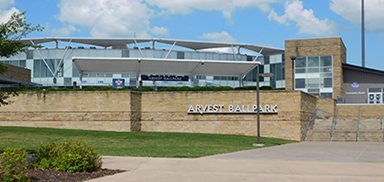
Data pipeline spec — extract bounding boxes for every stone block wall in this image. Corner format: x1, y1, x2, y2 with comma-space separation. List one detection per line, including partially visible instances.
316, 98, 337, 118
285, 37, 347, 100
337, 105, 384, 120
1, 64, 31, 82
0, 90, 317, 141
140, 90, 316, 141
0, 91, 132, 131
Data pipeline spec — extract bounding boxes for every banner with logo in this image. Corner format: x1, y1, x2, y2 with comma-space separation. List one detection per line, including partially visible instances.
112, 79, 125, 88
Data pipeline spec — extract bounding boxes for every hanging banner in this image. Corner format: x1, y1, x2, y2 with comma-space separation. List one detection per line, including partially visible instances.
141, 75, 189, 81
112, 79, 125, 88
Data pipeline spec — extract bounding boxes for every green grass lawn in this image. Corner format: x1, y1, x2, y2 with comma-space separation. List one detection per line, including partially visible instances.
0, 126, 298, 158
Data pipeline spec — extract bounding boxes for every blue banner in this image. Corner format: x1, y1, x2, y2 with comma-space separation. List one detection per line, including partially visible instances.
112, 79, 125, 88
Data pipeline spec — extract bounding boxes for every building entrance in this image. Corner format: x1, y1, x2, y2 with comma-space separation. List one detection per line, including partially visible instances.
368, 92, 382, 104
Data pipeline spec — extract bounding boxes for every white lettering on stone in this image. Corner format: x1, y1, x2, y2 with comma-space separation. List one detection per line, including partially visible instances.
229, 105, 234, 112
271, 105, 277, 112
188, 105, 195, 113
213, 105, 218, 112
235, 105, 242, 112
219, 105, 224, 112
265, 105, 270, 112
253, 105, 257, 112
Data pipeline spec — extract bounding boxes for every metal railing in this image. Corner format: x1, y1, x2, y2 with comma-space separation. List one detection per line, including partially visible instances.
303, 108, 331, 141
356, 109, 361, 142
330, 109, 339, 141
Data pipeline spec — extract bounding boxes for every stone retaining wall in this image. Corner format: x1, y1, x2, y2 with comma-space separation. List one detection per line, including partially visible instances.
0, 90, 317, 141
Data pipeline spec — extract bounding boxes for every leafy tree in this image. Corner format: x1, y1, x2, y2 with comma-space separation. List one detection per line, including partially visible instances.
0, 11, 43, 106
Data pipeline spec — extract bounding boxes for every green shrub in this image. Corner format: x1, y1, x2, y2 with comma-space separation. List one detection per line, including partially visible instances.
45, 88, 57, 92
260, 86, 273, 90
99, 86, 115, 91
57, 88, 70, 91
0, 148, 29, 182
33, 140, 102, 173
165, 87, 179, 91
141, 87, 156, 92
213, 86, 234, 91
130, 88, 141, 91
84, 87, 97, 91
177, 86, 192, 91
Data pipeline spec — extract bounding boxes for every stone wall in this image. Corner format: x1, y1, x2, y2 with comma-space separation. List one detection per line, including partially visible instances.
140, 90, 316, 141
316, 98, 337, 118
336, 105, 384, 120
285, 37, 347, 100
1, 64, 31, 82
0, 90, 317, 141
0, 91, 132, 131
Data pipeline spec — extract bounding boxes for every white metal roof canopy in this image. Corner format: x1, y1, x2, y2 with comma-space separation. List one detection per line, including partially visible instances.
72, 57, 260, 88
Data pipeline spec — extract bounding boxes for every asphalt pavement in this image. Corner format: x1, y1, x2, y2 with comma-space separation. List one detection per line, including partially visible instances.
88, 142, 384, 182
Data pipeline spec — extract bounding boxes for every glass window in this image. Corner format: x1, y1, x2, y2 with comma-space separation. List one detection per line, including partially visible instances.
206, 53, 213, 60
369, 88, 381, 92
276, 63, 282, 80
34, 60, 40, 77
214, 76, 220, 80
122, 74, 130, 77
20, 60, 26, 68
72, 62, 80, 77
323, 78, 332, 88
308, 89, 319, 94
105, 74, 113, 77
247, 56, 253, 61
320, 56, 332, 66
122, 50, 129, 57
264, 56, 270, 64
295, 68, 306, 73
177, 52, 184, 59
308, 68, 319, 73
307, 78, 319, 88
320, 67, 332, 72
308, 56, 319, 67
295, 58, 306, 68
295, 78, 305, 88
26, 50, 34, 59
320, 93, 333, 98
270, 64, 276, 75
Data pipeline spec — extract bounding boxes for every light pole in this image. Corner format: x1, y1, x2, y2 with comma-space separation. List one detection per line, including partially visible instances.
253, 66, 274, 147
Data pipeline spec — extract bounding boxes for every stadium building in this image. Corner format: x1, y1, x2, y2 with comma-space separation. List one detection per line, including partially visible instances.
2, 37, 384, 104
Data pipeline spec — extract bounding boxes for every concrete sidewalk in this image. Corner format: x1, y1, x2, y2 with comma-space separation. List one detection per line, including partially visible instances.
88, 142, 384, 182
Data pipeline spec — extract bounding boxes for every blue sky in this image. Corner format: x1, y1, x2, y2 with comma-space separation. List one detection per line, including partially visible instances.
1, 0, 384, 70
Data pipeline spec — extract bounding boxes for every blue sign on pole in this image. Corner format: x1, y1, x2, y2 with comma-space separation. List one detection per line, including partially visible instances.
112, 79, 125, 88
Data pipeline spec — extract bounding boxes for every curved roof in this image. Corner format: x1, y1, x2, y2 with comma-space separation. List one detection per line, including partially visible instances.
19, 37, 284, 55
73, 57, 260, 77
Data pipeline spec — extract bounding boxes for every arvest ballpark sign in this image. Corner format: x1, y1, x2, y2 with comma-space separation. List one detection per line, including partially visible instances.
188, 104, 278, 114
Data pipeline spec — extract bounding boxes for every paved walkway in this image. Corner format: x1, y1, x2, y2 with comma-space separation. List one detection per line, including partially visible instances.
88, 142, 384, 182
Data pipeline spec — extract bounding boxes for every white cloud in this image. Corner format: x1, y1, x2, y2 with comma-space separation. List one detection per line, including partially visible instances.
268, 0, 340, 36
150, 26, 169, 36
145, 0, 280, 24
330, 0, 384, 33
51, 25, 80, 37
199, 31, 237, 42
57, 0, 155, 37
0, 0, 14, 9
0, 7, 19, 24
55, 0, 283, 37
0, 0, 19, 24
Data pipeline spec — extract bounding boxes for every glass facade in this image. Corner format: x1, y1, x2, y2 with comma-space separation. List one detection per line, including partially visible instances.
294, 55, 333, 98
0, 46, 285, 88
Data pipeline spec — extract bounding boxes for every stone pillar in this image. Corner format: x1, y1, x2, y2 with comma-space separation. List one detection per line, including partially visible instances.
130, 92, 142, 131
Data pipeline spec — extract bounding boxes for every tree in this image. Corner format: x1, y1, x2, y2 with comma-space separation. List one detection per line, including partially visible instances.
0, 11, 43, 106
